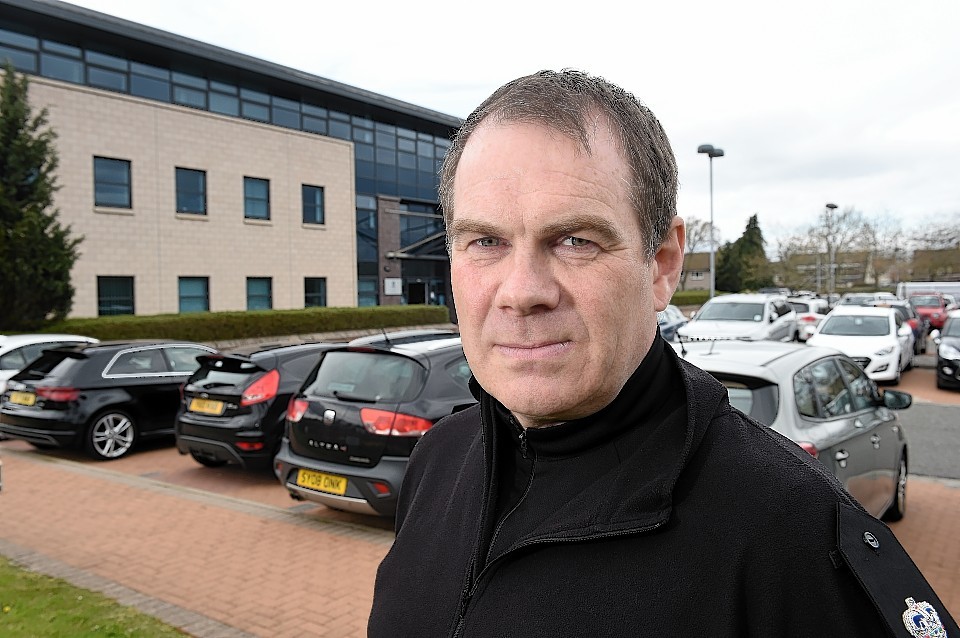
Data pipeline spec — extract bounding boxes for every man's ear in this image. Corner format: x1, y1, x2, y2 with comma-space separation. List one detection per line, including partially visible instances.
651, 216, 685, 311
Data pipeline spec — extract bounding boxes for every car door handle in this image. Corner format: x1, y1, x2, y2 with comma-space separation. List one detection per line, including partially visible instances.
854, 419, 865, 428
835, 450, 849, 468
871, 434, 881, 448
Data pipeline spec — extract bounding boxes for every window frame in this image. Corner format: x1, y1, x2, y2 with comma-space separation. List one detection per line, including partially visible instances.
243, 176, 271, 220
93, 156, 132, 209
175, 167, 207, 215
302, 184, 325, 225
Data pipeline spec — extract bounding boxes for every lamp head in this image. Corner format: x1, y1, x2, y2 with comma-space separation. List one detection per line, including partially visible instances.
826, 202, 838, 210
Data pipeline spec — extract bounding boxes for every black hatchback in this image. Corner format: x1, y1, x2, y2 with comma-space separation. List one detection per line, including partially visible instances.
274, 336, 475, 516
0, 340, 216, 460
175, 341, 340, 469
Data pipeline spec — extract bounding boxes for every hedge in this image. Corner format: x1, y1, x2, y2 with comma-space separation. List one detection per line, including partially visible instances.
38, 305, 451, 342
669, 290, 711, 307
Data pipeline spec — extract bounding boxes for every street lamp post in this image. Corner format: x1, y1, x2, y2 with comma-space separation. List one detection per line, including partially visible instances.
697, 144, 724, 299
825, 202, 838, 296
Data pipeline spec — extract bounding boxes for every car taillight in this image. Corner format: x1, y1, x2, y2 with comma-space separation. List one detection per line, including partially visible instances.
36, 387, 80, 402
798, 314, 818, 323
798, 441, 819, 458
287, 396, 308, 423
241, 369, 279, 406
360, 408, 433, 436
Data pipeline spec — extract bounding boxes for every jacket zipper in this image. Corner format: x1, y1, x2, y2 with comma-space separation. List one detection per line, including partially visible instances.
450, 519, 668, 637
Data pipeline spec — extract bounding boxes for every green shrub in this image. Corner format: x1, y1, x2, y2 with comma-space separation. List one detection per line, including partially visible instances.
670, 290, 711, 307
38, 305, 450, 342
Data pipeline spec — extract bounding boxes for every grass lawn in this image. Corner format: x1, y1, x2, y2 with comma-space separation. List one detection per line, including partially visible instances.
0, 555, 185, 636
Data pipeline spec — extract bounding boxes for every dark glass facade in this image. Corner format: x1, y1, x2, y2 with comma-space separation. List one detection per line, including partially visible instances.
0, 2, 460, 310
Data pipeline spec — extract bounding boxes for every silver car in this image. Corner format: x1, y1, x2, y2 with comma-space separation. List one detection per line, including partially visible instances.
672, 340, 910, 520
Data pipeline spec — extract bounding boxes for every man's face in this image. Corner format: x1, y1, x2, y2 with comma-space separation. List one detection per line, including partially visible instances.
448, 120, 682, 428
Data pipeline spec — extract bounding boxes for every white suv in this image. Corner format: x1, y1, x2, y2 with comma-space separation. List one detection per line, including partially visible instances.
677, 294, 798, 343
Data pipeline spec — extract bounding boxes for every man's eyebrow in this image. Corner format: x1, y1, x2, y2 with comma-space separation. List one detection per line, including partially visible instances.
540, 214, 625, 244
446, 219, 501, 239
447, 214, 626, 244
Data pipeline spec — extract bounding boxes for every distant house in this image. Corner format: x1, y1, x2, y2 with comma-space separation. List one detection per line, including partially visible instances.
910, 248, 960, 281
680, 251, 711, 291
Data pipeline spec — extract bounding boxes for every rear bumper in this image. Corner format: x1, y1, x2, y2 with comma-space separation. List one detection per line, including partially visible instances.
0, 409, 78, 447
175, 413, 276, 468
273, 439, 408, 517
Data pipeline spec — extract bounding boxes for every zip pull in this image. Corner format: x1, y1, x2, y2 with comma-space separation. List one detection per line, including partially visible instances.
518, 427, 529, 459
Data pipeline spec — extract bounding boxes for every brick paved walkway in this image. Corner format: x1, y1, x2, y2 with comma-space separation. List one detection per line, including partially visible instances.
1, 439, 958, 635
0, 447, 391, 637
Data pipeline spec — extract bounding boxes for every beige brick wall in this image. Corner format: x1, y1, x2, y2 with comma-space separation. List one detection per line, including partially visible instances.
28, 77, 357, 318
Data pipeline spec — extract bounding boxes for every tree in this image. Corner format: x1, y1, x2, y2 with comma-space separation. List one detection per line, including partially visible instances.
714, 214, 773, 292
679, 216, 716, 291
0, 63, 81, 329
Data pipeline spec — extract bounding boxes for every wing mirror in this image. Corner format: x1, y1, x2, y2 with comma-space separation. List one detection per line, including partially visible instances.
930, 329, 941, 345
881, 389, 912, 410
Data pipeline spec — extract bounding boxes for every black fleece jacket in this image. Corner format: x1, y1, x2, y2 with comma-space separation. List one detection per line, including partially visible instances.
368, 337, 954, 637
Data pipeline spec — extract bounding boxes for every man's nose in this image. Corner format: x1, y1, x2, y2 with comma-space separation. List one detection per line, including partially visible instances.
494, 249, 561, 314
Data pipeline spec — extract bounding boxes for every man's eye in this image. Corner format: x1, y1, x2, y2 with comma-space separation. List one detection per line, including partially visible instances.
475, 237, 500, 247
561, 236, 591, 247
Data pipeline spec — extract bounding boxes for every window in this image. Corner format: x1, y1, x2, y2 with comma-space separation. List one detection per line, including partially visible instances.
107, 348, 166, 376
97, 276, 134, 315
94, 157, 131, 208
163, 346, 211, 374
244, 177, 270, 220
302, 184, 324, 224
179, 277, 209, 313
176, 168, 206, 214
690, 271, 704, 280
247, 277, 272, 310
305, 277, 327, 307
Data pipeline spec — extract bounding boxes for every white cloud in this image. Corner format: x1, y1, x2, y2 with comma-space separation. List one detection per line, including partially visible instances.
64, 0, 960, 244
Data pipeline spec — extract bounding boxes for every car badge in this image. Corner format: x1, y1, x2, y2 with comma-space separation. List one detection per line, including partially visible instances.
323, 409, 335, 425
902, 597, 948, 638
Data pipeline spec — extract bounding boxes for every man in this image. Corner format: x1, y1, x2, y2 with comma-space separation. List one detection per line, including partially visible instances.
368, 70, 957, 637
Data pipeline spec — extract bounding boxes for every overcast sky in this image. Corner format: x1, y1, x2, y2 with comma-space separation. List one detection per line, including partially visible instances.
66, 0, 960, 246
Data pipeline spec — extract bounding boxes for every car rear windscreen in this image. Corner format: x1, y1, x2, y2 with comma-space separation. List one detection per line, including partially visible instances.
714, 376, 779, 426
304, 351, 425, 402
12, 351, 84, 381
190, 358, 264, 389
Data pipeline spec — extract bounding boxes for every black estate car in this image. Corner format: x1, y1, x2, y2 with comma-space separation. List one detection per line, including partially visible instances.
176, 342, 340, 469
274, 336, 475, 516
0, 341, 216, 460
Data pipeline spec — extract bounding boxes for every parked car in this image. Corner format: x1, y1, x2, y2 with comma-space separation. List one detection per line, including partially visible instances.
672, 340, 910, 520
910, 292, 951, 330
806, 306, 913, 384
934, 311, 960, 390
787, 297, 829, 342
347, 328, 458, 347
274, 336, 476, 516
869, 299, 929, 354
657, 304, 688, 342
0, 334, 99, 393
838, 291, 898, 307
0, 340, 216, 460
676, 293, 798, 342
176, 342, 341, 469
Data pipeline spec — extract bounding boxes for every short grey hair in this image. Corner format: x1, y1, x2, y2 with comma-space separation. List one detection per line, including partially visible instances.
439, 69, 678, 260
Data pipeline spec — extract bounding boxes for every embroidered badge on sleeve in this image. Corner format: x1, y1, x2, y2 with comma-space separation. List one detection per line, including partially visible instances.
902, 597, 948, 638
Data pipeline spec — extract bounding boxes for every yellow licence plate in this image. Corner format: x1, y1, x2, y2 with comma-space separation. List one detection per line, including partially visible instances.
296, 468, 348, 496
189, 398, 225, 415
9, 391, 36, 407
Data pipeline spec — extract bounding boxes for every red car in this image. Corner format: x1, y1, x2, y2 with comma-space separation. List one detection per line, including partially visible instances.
909, 293, 950, 330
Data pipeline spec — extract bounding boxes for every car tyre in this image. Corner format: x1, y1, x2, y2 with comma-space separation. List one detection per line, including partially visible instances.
882, 454, 907, 522
85, 410, 137, 460
190, 450, 228, 468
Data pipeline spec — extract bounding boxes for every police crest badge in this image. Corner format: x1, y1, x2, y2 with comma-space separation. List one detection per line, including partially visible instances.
902, 597, 948, 638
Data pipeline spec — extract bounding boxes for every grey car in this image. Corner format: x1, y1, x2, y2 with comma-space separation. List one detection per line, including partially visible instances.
672, 340, 910, 520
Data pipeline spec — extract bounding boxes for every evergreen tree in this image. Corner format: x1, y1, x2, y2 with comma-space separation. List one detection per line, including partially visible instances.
714, 215, 774, 292
0, 62, 81, 330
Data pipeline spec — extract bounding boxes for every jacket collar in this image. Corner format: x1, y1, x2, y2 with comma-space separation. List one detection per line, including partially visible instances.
472, 337, 729, 540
